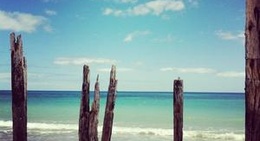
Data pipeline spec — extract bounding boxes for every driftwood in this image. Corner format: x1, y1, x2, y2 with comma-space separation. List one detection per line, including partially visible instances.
245, 0, 260, 140
79, 65, 90, 141
89, 75, 100, 141
174, 78, 183, 141
10, 32, 27, 141
79, 66, 100, 141
101, 65, 117, 141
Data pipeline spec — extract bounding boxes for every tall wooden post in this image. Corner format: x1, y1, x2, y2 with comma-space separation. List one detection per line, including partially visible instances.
174, 78, 183, 141
79, 65, 90, 141
245, 0, 260, 140
101, 65, 117, 141
89, 75, 100, 141
10, 32, 27, 141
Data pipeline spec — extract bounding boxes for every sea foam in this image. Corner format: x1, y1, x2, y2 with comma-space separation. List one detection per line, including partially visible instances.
0, 120, 244, 140
184, 130, 244, 141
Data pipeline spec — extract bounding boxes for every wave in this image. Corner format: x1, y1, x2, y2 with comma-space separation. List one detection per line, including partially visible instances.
0, 120, 77, 130
113, 126, 172, 136
0, 120, 244, 140
184, 130, 244, 141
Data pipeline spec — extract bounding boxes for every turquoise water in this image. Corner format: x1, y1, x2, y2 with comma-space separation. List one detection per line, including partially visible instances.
0, 91, 244, 141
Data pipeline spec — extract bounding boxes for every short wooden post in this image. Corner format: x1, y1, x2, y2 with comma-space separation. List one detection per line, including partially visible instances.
79, 65, 90, 141
89, 75, 100, 141
101, 65, 117, 141
245, 0, 260, 140
174, 78, 183, 141
10, 32, 27, 141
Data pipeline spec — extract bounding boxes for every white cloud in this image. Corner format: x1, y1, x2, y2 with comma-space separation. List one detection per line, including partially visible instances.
160, 67, 173, 71
103, 0, 185, 17
103, 8, 124, 16
160, 67, 216, 74
45, 9, 57, 16
54, 57, 118, 65
114, 0, 138, 3
103, 8, 114, 15
161, 67, 245, 78
124, 34, 133, 42
217, 71, 245, 78
40, 0, 58, 2
215, 30, 244, 41
124, 30, 151, 43
98, 67, 133, 72
0, 10, 52, 33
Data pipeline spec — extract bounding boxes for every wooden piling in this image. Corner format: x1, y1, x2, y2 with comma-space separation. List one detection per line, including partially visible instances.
79, 65, 90, 141
89, 75, 100, 141
101, 65, 117, 141
174, 78, 183, 141
10, 32, 27, 141
245, 0, 260, 140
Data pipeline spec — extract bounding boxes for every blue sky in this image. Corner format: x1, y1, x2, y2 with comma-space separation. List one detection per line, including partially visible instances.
0, 0, 245, 92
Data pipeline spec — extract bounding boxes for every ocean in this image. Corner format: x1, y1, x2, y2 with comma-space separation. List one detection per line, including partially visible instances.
0, 91, 244, 141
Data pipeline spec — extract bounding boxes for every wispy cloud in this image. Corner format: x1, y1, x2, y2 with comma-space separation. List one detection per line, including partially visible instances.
0, 10, 52, 33
103, 8, 124, 16
28, 73, 47, 79
153, 34, 174, 43
54, 57, 118, 65
161, 67, 245, 78
98, 67, 133, 72
188, 0, 199, 7
114, 0, 138, 3
215, 30, 244, 41
217, 71, 245, 78
45, 9, 57, 16
124, 30, 151, 43
160, 67, 216, 74
103, 0, 185, 17
40, 0, 58, 2
0, 72, 10, 80
0, 72, 55, 81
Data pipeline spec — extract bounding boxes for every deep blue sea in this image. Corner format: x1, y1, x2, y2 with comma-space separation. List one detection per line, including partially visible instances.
0, 91, 244, 141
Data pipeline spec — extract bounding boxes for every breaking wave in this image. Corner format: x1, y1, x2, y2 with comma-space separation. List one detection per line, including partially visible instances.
0, 120, 244, 140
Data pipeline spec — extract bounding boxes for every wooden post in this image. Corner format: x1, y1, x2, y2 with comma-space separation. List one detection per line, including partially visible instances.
101, 65, 117, 141
79, 65, 90, 141
174, 78, 183, 141
89, 75, 100, 141
10, 32, 27, 141
245, 0, 260, 140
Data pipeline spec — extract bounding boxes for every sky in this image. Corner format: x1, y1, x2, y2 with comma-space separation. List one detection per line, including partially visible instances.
0, 0, 245, 92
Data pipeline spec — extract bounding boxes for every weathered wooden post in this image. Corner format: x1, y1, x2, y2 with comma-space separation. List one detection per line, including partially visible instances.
10, 32, 27, 141
79, 66, 100, 141
89, 75, 100, 141
101, 65, 117, 141
79, 65, 90, 141
174, 78, 183, 141
245, 0, 260, 140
